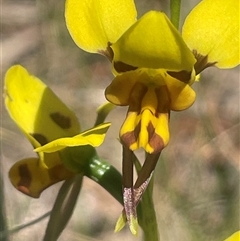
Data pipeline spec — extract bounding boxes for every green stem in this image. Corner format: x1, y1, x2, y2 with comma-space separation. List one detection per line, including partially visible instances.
0, 164, 9, 241
170, 0, 181, 30
134, 156, 159, 241
0, 212, 50, 238
44, 174, 83, 241
139, 177, 159, 241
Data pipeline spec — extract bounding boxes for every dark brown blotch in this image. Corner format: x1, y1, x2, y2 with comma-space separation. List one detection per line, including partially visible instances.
147, 121, 155, 140
17, 164, 32, 193
148, 133, 165, 153
167, 70, 192, 83
114, 61, 138, 73
31, 133, 48, 145
121, 131, 137, 148
50, 112, 71, 129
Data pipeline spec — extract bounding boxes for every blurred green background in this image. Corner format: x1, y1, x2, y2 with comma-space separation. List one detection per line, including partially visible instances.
1, 0, 239, 240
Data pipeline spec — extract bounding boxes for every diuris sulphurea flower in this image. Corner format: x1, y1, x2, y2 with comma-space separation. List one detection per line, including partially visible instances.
4, 65, 110, 198
65, 0, 239, 235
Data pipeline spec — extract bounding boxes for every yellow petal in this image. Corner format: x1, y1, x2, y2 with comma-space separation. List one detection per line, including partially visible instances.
152, 112, 169, 153
112, 11, 196, 72
4, 65, 80, 148
165, 74, 196, 111
65, 0, 137, 54
128, 214, 138, 236
9, 156, 73, 198
105, 71, 140, 105
35, 123, 111, 153
224, 231, 240, 241
182, 0, 240, 68
115, 213, 127, 233
138, 88, 158, 151
120, 112, 140, 151
147, 86, 170, 153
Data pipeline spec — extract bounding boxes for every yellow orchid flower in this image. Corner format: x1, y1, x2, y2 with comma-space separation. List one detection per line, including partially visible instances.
66, 0, 239, 151
65, 0, 239, 235
4, 65, 110, 198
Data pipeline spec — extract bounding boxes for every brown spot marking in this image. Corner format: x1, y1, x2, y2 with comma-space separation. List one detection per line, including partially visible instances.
144, 121, 165, 153
120, 120, 141, 148
147, 121, 155, 140
114, 61, 138, 73
31, 133, 48, 145
50, 112, 71, 129
121, 131, 137, 148
134, 121, 141, 140
147, 121, 165, 153
17, 164, 32, 194
148, 133, 165, 153
128, 83, 148, 112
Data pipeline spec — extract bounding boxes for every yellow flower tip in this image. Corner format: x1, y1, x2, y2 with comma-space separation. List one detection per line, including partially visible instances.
114, 213, 127, 233
129, 143, 138, 152
182, 0, 240, 69
115, 212, 138, 236
129, 215, 139, 236
120, 119, 168, 154
224, 231, 240, 241
65, 0, 137, 54
145, 144, 156, 154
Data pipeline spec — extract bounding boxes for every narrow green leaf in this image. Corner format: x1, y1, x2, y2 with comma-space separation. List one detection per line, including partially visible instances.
86, 157, 123, 205
0, 170, 9, 241
0, 212, 50, 238
43, 174, 83, 241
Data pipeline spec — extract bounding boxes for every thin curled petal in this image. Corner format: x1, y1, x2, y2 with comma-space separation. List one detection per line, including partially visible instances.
112, 11, 196, 72
95, 102, 115, 126
65, 0, 137, 54
182, 0, 240, 68
35, 123, 111, 153
4, 65, 80, 148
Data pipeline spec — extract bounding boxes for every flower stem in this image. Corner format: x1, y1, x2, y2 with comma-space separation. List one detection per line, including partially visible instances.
44, 174, 83, 241
0, 171, 8, 241
134, 156, 159, 241
170, 0, 181, 30
86, 157, 123, 205
138, 176, 159, 241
